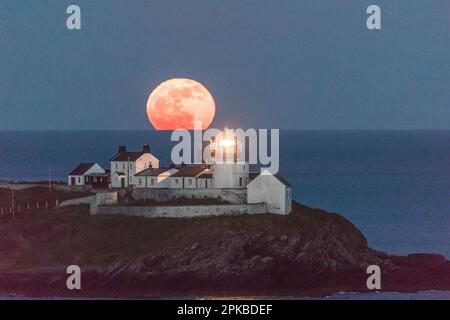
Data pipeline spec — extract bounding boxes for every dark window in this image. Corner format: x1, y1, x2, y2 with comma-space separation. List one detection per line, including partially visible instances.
239, 177, 243, 186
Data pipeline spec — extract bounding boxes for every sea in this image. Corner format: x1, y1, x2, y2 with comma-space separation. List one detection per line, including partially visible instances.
0, 130, 449, 299
0, 130, 449, 257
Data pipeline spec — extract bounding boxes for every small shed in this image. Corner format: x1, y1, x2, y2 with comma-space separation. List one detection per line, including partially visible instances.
247, 171, 292, 215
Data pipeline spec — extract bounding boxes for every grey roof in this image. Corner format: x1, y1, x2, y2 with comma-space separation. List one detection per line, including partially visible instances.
110, 152, 144, 162
248, 172, 292, 188
135, 167, 173, 177
69, 163, 96, 175
85, 172, 110, 177
274, 174, 292, 188
171, 166, 208, 177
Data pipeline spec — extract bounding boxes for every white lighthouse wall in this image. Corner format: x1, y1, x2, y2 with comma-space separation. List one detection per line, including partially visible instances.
212, 163, 249, 189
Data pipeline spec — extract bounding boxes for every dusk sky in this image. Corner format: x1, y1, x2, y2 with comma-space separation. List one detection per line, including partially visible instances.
1, 0, 449, 130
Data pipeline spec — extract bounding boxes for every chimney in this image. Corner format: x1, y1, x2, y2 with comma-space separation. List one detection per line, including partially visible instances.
118, 145, 126, 153
142, 143, 150, 153
169, 163, 176, 169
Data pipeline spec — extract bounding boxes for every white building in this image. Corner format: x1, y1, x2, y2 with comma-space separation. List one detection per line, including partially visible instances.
197, 172, 213, 189
68, 163, 105, 186
247, 171, 293, 215
135, 167, 178, 188
170, 166, 209, 189
110, 144, 159, 188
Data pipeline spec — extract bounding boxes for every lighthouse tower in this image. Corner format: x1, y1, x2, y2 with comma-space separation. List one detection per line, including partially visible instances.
210, 131, 249, 189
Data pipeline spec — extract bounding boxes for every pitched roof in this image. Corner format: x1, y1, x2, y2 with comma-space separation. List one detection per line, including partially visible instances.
274, 174, 292, 188
85, 172, 110, 177
249, 172, 260, 181
135, 168, 174, 177
69, 163, 96, 176
110, 152, 144, 162
171, 166, 208, 177
248, 171, 292, 188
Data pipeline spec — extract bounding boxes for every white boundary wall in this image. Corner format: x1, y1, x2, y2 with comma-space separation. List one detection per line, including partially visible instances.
93, 203, 267, 218
132, 188, 247, 204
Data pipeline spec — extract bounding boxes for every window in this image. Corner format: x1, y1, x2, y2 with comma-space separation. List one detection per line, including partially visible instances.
188, 179, 192, 184
175, 179, 179, 184
139, 178, 142, 185
115, 163, 118, 170
129, 163, 133, 170
151, 178, 154, 185
94, 177, 97, 182
239, 177, 243, 186
122, 163, 125, 170
78, 177, 81, 183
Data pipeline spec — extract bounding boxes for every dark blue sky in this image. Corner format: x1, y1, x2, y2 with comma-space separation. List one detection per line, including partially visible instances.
1, 0, 449, 130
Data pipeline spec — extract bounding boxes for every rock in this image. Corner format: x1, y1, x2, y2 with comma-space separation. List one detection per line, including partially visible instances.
142, 255, 166, 270
190, 242, 199, 250
261, 256, 274, 264
249, 255, 262, 263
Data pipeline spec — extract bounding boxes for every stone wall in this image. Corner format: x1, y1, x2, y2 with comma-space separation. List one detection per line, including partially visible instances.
59, 195, 95, 207
90, 191, 118, 214
132, 188, 247, 204
93, 203, 267, 218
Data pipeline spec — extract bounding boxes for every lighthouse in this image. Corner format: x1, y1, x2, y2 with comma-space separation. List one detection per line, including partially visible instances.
210, 130, 249, 189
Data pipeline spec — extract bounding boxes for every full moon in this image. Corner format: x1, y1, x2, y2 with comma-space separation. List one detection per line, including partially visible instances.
146, 78, 216, 130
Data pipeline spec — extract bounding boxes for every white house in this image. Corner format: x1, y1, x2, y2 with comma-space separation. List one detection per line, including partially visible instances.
170, 166, 209, 189
247, 171, 293, 215
135, 167, 178, 188
68, 163, 105, 186
110, 144, 159, 188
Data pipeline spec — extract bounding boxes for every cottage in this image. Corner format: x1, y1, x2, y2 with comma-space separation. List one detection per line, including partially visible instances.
110, 143, 159, 188
197, 173, 213, 189
170, 166, 209, 189
135, 167, 178, 188
68, 163, 105, 186
247, 171, 292, 215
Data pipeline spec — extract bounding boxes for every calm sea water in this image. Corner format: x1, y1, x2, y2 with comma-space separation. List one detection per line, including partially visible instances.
0, 130, 449, 259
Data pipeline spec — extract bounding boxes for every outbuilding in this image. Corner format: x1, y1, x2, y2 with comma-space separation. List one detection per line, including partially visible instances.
68, 163, 105, 186
247, 171, 292, 215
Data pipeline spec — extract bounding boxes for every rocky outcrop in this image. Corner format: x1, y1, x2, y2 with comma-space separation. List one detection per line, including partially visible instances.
0, 200, 449, 298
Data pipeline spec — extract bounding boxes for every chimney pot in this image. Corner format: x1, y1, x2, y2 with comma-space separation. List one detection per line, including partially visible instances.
118, 145, 126, 153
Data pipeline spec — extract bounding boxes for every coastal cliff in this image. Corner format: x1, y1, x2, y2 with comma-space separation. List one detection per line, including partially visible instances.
0, 187, 449, 298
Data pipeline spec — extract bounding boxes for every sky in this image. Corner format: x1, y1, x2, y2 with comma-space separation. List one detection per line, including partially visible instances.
0, 0, 449, 130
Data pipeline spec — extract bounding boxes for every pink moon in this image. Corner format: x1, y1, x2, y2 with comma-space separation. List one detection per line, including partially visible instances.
146, 78, 216, 130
